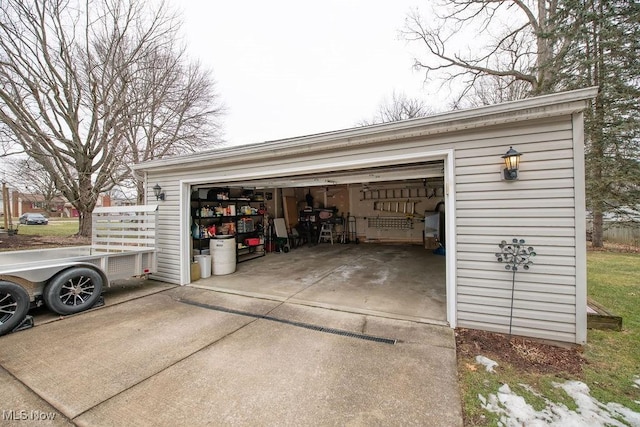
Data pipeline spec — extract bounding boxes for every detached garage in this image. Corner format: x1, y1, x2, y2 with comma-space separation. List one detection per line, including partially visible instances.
133, 87, 596, 345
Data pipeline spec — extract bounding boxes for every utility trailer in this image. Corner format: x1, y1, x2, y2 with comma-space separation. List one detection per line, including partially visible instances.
0, 205, 158, 336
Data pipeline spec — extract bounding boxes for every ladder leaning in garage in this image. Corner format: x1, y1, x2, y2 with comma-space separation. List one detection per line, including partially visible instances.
318, 223, 334, 244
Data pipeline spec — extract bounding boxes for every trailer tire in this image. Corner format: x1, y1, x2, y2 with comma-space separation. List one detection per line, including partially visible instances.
0, 281, 30, 336
44, 267, 104, 315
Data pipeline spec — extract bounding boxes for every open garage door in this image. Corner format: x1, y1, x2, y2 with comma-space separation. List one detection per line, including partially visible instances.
185, 160, 450, 325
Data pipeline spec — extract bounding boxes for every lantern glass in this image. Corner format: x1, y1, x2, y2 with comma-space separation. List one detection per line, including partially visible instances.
504, 152, 520, 171
503, 148, 521, 169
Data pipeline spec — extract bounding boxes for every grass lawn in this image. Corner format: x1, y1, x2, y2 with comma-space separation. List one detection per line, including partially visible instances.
15, 217, 79, 237
457, 249, 640, 425
584, 252, 640, 410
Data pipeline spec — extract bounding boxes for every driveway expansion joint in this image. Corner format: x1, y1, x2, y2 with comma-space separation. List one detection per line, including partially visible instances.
177, 298, 397, 345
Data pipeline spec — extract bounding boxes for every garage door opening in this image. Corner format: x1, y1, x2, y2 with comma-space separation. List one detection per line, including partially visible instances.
186, 160, 449, 324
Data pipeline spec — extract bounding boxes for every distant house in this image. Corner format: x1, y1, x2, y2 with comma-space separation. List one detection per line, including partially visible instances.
10, 192, 66, 217
7, 191, 112, 218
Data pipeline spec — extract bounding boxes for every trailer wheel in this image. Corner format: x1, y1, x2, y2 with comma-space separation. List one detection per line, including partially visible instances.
0, 281, 30, 336
44, 267, 104, 315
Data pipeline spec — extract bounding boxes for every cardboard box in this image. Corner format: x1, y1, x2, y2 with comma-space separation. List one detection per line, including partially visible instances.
425, 237, 439, 250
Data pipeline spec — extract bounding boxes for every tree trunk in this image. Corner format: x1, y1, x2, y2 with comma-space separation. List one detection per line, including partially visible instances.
75, 172, 96, 238
136, 180, 145, 205
590, 3, 606, 248
78, 209, 92, 238
592, 209, 604, 248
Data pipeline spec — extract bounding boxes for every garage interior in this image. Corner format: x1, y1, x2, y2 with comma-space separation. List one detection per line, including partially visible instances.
188, 161, 448, 324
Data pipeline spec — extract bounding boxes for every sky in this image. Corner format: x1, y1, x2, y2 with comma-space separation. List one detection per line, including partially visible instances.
174, 1, 435, 147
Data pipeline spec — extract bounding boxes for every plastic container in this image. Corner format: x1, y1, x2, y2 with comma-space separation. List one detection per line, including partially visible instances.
245, 238, 260, 246
193, 254, 212, 278
210, 236, 236, 275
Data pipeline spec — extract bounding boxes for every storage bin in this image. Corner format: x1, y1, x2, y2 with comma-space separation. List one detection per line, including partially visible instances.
210, 236, 236, 275
245, 238, 260, 246
193, 255, 212, 278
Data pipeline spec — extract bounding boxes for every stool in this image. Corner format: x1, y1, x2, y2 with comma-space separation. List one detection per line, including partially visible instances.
318, 223, 333, 244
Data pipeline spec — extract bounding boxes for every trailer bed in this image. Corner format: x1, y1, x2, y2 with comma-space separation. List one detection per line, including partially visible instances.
0, 205, 158, 335
0, 245, 156, 284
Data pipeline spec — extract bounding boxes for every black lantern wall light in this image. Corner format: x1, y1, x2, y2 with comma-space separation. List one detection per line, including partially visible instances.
153, 183, 165, 201
501, 146, 522, 181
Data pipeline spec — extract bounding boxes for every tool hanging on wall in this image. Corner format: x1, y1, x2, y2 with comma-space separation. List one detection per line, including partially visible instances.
372, 200, 424, 218
361, 185, 443, 201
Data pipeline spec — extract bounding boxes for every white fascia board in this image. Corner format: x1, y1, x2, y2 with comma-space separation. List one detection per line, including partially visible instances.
134, 87, 598, 173
189, 165, 444, 189
180, 150, 449, 187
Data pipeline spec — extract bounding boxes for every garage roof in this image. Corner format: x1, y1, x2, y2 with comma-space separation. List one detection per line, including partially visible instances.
134, 87, 597, 173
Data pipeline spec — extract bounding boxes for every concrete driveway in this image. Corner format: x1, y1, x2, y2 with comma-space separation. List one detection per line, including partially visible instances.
0, 284, 462, 426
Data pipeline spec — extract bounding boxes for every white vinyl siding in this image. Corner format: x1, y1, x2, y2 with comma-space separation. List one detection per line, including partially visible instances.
137, 88, 595, 344
145, 180, 181, 283
454, 117, 579, 342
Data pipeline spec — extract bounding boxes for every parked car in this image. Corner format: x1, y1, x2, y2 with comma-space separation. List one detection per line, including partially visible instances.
19, 213, 49, 225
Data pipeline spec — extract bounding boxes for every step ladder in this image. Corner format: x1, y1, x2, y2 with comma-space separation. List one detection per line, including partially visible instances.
318, 223, 334, 244
372, 200, 424, 218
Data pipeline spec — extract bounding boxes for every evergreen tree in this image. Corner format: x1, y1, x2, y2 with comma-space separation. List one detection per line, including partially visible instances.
554, 0, 640, 246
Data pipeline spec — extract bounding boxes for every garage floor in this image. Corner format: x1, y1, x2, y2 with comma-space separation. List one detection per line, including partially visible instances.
192, 243, 447, 325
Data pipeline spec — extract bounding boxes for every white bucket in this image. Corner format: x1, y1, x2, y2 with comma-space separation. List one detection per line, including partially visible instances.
194, 255, 212, 278
210, 237, 236, 275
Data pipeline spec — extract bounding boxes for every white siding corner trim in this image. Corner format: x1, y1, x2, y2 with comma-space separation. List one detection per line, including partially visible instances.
572, 112, 588, 344
445, 150, 458, 328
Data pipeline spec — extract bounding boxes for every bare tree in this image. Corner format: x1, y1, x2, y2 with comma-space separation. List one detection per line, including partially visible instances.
5, 158, 61, 214
123, 46, 224, 203
402, 1, 577, 105
0, 0, 223, 235
404, 0, 640, 249
0, 123, 23, 158
450, 74, 532, 109
358, 91, 433, 126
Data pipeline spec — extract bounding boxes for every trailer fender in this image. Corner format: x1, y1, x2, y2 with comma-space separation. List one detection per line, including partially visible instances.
43, 266, 105, 315
0, 275, 39, 299
0, 281, 30, 336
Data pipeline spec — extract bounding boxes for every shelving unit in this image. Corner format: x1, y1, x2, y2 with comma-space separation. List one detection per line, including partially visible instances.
191, 189, 266, 264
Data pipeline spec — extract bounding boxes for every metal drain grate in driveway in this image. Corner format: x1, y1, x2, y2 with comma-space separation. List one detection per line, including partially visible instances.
177, 299, 397, 345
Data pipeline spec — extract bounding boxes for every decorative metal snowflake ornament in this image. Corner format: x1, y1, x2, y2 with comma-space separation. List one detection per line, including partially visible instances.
496, 238, 536, 271
495, 238, 536, 336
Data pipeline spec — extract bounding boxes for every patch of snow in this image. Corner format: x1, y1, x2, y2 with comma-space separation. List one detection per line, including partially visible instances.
476, 355, 498, 373
336, 265, 364, 280
371, 269, 389, 285
479, 380, 640, 427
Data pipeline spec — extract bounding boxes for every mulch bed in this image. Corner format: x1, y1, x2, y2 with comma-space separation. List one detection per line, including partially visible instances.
0, 233, 90, 251
455, 328, 585, 376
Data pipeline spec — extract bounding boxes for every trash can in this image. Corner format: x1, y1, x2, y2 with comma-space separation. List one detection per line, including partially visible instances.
210, 236, 236, 275
194, 254, 212, 278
